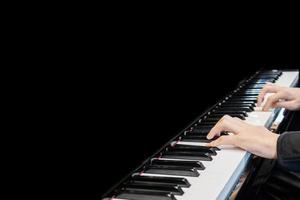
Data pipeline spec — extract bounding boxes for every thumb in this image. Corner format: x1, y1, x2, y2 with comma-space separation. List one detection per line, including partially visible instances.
206, 135, 235, 147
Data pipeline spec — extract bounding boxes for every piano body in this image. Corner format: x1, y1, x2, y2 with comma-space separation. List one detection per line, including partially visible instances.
102, 69, 299, 200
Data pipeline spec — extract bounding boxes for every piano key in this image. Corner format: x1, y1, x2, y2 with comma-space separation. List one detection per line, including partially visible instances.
115, 189, 177, 200
242, 85, 264, 89
235, 88, 262, 92
145, 165, 200, 177
248, 78, 276, 82
191, 126, 213, 134
217, 104, 254, 111
235, 88, 262, 91
131, 175, 191, 187
126, 180, 181, 190
258, 70, 282, 75
214, 106, 253, 112
235, 88, 261, 92
151, 159, 205, 170
247, 79, 276, 84
219, 100, 255, 107
197, 121, 217, 126
180, 135, 211, 142
207, 113, 246, 120
234, 91, 260, 95
162, 151, 213, 161
201, 117, 222, 122
228, 96, 257, 102
254, 75, 280, 79
174, 144, 220, 151
231, 93, 259, 97
124, 182, 184, 195
212, 110, 248, 117
180, 132, 212, 143
168, 147, 216, 156
170, 144, 218, 156
188, 129, 210, 135
222, 101, 256, 106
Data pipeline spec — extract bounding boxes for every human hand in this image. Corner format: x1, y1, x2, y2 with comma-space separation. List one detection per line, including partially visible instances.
206, 115, 279, 159
257, 82, 300, 111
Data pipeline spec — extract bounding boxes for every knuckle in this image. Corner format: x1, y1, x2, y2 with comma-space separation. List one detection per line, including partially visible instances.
269, 95, 276, 101
223, 115, 231, 120
218, 136, 224, 143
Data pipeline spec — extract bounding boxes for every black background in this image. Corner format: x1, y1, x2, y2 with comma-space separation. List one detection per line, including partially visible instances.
69, 64, 299, 199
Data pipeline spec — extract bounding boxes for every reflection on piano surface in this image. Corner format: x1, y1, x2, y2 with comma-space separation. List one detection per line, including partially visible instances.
102, 69, 299, 200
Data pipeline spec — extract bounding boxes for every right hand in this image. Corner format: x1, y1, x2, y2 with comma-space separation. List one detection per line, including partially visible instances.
257, 82, 300, 111
206, 115, 279, 159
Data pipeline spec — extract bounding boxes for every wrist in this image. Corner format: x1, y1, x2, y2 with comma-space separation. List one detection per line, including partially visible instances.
269, 133, 279, 159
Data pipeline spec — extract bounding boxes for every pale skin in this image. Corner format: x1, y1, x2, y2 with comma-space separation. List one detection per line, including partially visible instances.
207, 83, 300, 159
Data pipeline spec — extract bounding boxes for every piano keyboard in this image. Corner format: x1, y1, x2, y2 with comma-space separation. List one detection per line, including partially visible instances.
102, 70, 299, 200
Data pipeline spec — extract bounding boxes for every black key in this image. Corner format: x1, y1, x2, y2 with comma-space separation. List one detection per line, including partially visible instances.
151, 159, 205, 170
259, 70, 282, 75
228, 94, 257, 98
191, 125, 213, 134
189, 129, 210, 135
217, 104, 254, 111
162, 150, 212, 161
219, 103, 254, 108
208, 113, 246, 120
184, 131, 208, 136
145, 165, 200, 177
212, 110, 248, 117
233, 88, 261, 93
201, 117, 221, 122
244, 82, 266, 85
171, 144, 218, 156
235, 88, 261, 92
168, 147, 215, 156
194, 125, 214, 129
189, 128, 211, 135
235, 91, 260, 95
247, 79, 276, 84
255, 73, 280, 76
124, 182, 184, 195
116, 189, 177, 200
248, 78, 276, 82
126, 180, 182, 190
131, 175, 191, 187
181, 135, 211, 142
255, 75, 279, 79
215, 106, 253, 112
174, 144, 220, 151
229, 97, 257, 102
222, 101, 256, 107
244, 85, 264, 89
235, 89, 261, 93
186, 131, 228, 137
198, 121, 217, 126
232, 93, 259, 97
247, 77, 276, 81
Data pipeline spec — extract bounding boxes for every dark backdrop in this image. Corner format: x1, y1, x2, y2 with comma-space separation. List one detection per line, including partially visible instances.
71, 64, 299, 199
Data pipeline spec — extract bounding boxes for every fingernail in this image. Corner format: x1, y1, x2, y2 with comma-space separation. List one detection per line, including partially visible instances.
206, 135, 212, 139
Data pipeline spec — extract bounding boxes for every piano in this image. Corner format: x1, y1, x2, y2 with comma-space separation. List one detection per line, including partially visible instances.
102, 69, 299, 200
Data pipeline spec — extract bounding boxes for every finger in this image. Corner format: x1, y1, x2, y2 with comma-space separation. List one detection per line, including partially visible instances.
257, 84, 281, 106
206, 115, 241, 139
206, 135, 236, 147
262, 91, 286, 111
274, 100, 297, 110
